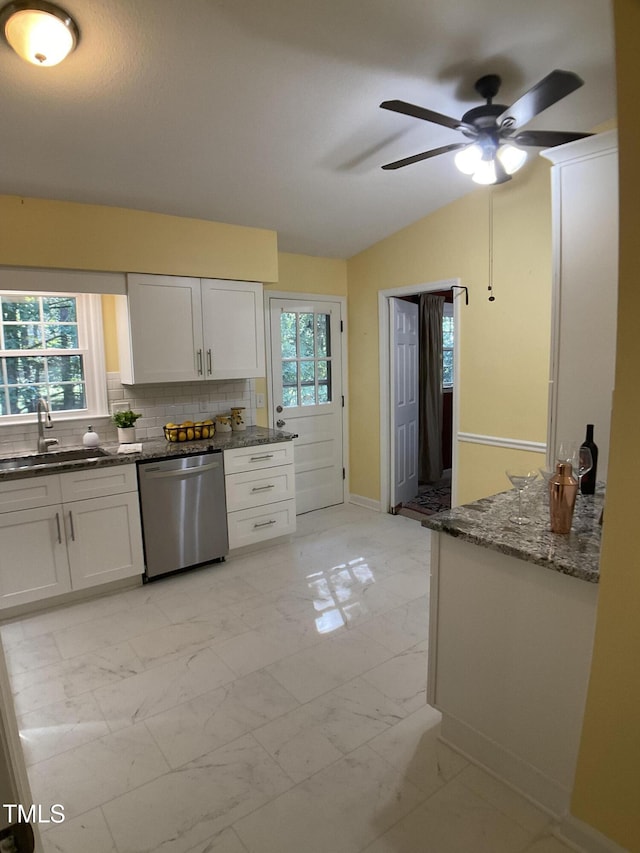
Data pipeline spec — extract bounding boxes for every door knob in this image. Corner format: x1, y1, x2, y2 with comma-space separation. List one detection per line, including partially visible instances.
276, 419, 286, 428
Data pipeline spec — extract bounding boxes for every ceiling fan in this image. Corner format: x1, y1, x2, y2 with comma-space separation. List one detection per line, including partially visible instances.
380, 70, 592, 184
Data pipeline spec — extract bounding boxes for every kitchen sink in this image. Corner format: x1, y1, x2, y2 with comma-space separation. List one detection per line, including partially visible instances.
0, 447, 111, 472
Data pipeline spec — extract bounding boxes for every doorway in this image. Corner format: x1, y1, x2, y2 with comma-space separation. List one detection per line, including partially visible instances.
379, 279, 461, 515
265, 292, 348, 515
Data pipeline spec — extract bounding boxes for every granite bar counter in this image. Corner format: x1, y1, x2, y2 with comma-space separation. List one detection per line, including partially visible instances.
0, 426, 296, 482
424, 481, 601, 817
422, 481, 604, 583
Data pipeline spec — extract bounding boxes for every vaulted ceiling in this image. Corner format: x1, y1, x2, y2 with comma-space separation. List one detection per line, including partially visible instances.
0, 0, 616, 258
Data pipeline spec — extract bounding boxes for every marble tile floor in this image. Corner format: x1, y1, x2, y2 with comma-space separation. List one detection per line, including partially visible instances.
0, 503, 578, 853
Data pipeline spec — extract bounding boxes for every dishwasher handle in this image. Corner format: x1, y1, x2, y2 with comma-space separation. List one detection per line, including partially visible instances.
142, 460, 220, 479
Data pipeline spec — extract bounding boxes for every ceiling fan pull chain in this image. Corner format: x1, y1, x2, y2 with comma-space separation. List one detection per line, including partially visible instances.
488, 189, 496, 302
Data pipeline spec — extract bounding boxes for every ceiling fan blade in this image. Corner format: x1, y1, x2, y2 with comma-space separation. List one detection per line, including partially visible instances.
380, 100, 475, 133
511, 130, 594, 147
381, 143, 467, 171
497, 70, 585, 129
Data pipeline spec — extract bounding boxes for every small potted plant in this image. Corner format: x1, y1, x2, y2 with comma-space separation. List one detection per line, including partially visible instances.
113, 409, 142, 443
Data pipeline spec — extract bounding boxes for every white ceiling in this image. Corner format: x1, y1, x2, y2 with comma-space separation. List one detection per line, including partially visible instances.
0, 0, 616, 259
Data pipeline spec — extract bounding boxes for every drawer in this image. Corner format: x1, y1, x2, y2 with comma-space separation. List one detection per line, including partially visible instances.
227, 499, 296, 550
60, 464, 138, 502
224, 442, 294, 475
225, 464, 295, 512
0, 474, 62, 513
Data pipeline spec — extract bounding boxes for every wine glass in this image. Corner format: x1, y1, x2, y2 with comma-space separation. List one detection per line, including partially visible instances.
505, 469, 539, 524
576, 446, 593, 494
556, 440, 579, 472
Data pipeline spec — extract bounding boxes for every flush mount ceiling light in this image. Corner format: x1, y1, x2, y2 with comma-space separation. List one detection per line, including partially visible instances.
0, 0, 79, 66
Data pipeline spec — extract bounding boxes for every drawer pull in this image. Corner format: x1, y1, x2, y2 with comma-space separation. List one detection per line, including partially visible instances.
249, 454, 274, 462
68, 510, 76, 541
55, 512, 62, 544
251, 484, 275, 492
253, 519, 277, 529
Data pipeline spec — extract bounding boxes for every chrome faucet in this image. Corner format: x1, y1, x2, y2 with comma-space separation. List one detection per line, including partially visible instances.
36, 398, 59, 453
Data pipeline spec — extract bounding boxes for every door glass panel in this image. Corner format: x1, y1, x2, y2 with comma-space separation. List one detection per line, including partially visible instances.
282, 361, 298, 385
318, 384, 329, 403
316, 314, 329, 357
300, 360, 315, 383
298, 313, 315, 358
280, 313, 297, 358
282, 386, 298, 407
301, 385, 316, 406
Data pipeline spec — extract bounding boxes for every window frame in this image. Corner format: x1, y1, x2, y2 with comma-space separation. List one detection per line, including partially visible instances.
0, 291, 107, 425
442, 301, 454, 390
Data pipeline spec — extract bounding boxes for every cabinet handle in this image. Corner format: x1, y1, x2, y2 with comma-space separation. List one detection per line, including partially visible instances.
197, 349, 203, 375
207, 349, 212, 375
253, 519, 277, 529
249, 454, 274, 462
251, 484, 275, 492
55, 512, 62, 544
68, 511, 75, 541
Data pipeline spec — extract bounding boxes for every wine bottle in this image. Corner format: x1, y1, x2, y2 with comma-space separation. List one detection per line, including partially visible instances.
580, 424, 598, 494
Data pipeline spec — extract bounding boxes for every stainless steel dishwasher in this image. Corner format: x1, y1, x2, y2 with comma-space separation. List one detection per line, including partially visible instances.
137, 451, 228, 579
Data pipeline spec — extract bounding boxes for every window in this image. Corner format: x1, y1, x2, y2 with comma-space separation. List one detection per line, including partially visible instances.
442, 302, 454, 389
0, 292, 106, 422
280, 310, 332, 407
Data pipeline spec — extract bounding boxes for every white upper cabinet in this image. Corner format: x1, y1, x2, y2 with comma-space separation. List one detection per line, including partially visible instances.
117, 274, 265, 384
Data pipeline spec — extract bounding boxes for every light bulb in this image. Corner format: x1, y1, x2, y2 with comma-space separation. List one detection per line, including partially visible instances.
497, 144, 527, 175
472, 159, 497, 185
2, 4, 78, 66
454, 144, 483, 175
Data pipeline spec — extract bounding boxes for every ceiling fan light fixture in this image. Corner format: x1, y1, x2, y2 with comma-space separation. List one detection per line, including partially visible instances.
0, 1, 78, 66
454, 143, 483, 175
472, 157, 497, 186
497, 143, 527, 175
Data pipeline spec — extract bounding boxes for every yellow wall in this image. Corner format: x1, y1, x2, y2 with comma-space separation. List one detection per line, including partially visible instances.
0, 195, 278, 283
347, 157, 552, 505
571, 2, 640, 849
256, 251, 348, 426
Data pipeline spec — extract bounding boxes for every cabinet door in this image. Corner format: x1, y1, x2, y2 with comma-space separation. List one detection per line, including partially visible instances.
0, 506, 71, 609
122, 274, 203, 383
201, 280, 265, 379
65, 493, 144, 590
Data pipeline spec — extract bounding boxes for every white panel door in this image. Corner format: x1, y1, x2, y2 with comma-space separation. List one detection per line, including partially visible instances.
390, 298, 419, 507
201, 280, 265, 379
269, 299, 343, 514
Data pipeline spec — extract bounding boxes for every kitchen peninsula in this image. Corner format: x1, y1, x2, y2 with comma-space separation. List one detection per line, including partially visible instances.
423, 483, 603, 818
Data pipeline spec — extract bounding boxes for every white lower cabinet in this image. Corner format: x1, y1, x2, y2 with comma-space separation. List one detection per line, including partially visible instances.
0, 466, 144, 610
224, 442, 296, 549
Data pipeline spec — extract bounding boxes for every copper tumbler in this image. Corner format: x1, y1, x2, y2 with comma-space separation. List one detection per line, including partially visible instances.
549, 462, 578, 534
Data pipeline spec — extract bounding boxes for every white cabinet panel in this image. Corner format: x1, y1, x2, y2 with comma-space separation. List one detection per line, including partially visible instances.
0, 506, 71, 608
0, 474, 62, 513
201, 280, 265, 379
225, 465, 295, 512
0, 465, 143, 610
224, 442, 294, 475
226, 500, 296, 550
66, 493, 144, 590
60, 464, 138, 502
118, 274, 264, 384
118, 274, 203, 384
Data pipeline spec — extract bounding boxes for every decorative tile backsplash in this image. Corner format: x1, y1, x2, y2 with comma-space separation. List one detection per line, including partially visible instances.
0, 373, 257, 454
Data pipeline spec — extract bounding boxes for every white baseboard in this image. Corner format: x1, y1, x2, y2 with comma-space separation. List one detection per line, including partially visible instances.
555, 814, 629, 853
439, 712, 570, 816
348, 494, 382, 512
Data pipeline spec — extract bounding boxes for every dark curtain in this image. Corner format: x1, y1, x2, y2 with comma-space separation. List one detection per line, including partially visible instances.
419, 294, 444, 483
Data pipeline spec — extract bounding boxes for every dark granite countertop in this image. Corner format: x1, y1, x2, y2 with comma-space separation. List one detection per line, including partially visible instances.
422, 481, 604, 583
0, 427, 296, 482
